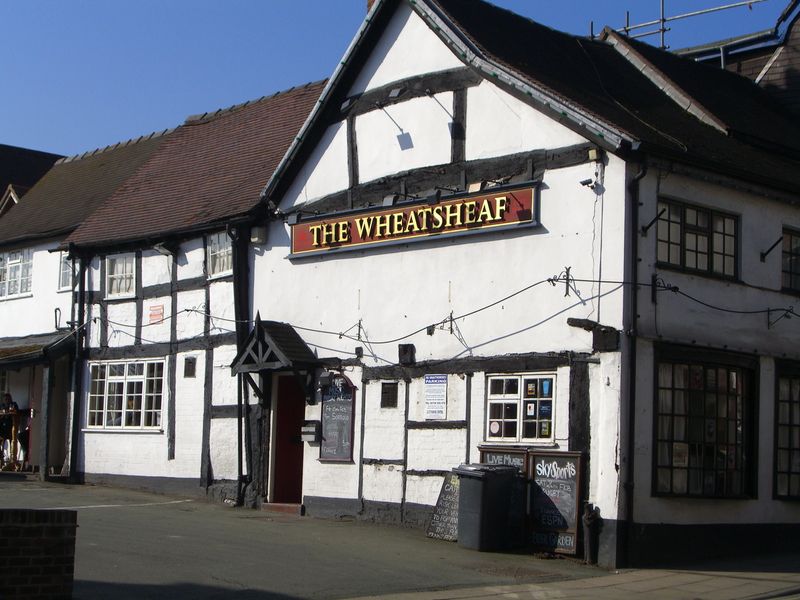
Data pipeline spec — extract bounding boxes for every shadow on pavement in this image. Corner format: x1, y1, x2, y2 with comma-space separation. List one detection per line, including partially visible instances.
649, 552, 800, 574
75, 581, 303, 600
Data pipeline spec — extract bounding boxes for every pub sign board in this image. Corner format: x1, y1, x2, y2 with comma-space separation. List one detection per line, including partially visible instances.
290, 185, 539, 257
529, 450, 583, 555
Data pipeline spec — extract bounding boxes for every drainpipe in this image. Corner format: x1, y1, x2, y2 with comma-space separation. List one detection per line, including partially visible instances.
229, 224, 251, 506
623, 159, 647, 567
68, 249, 87, 481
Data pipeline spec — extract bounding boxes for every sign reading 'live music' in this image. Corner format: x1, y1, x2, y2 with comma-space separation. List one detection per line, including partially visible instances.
290, 185, 538, 256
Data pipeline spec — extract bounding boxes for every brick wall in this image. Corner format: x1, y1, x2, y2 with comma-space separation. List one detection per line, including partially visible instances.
0, 509, 77, 600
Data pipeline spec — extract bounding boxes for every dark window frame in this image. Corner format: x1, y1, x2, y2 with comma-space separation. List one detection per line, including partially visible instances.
774, 360, 800, 500
781, 228, 800, 294
652, 345, 758, 500
380, 381, 399, 408
656, 197, 739, 280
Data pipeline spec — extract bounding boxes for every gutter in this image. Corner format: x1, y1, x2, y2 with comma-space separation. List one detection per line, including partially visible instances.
623, 158, 647, 567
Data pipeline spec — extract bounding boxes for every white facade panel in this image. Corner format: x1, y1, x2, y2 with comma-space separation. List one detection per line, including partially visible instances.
362, 379, 406, 459
348, 3, 464, 95
465, 81, 587, 161
141, 251, 171, 288
362, 465, 403, 503
356, 93, 453, 184
407, 429, 465, 471
180, 238, 206, 280
281, 122, 350, 209
176, 289, 206, 341
105, 302, 137, 347
208, 280, 236, 337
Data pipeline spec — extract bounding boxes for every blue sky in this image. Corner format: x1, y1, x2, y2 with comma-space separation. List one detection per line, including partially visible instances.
2, 0, 784, 157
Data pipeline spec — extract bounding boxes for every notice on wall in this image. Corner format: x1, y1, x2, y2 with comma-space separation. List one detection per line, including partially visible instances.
320, 376, 355, 462
530, 451, 583, 555
426, 472, 459, 541
424, 374, 447, 420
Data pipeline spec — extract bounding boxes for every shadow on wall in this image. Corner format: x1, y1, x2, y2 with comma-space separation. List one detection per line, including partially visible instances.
75, 581, 302, 600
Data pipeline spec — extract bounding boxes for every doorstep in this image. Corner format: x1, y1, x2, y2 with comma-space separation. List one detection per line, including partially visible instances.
261, 502, 304, 516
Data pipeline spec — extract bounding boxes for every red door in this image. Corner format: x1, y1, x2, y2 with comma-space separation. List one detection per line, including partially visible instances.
272, 377, 305, 503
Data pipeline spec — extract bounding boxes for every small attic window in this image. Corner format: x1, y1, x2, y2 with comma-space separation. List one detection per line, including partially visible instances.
183, 356, 197, 378
206, 231, 232, 278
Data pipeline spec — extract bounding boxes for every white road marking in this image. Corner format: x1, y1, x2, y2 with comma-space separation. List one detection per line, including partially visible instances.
48, 499, 194, 509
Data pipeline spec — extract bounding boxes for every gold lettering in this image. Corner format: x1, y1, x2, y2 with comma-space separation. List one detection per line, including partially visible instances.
321, 223, 337, 246
417, 207, 433, 231
355, 217, 375, 239
374, 214, 392, 238
337, 221, 350, 243
494, 196, 508, 221
392, 212, 404, 235
463, 200, 478, 225
309, 224, 323, 247
405, 210, 420, 233
477, 199, 494, 222
432, 205, 444, 229
444, 203, 462, 228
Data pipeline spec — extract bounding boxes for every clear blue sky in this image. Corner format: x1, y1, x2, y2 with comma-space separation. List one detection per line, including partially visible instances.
2, 0, 785, 157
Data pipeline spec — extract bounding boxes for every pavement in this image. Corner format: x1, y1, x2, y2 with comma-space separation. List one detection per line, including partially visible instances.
1, 474, 799, 600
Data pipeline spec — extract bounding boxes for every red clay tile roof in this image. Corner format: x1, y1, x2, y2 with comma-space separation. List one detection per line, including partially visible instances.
66, 81, 326, 249
0, 134, 169, 247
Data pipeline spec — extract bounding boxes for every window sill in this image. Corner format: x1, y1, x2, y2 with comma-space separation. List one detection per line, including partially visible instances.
0, 292, 33, 302
483, 440, 558, 447
57, 287, 72, 294
655, 263, 739, 282
82, 428, 164, 434
105, 293, 136, 302
207, 271, 233, 282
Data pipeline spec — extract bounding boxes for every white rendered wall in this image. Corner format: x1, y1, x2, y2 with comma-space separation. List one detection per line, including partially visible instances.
0, 241, 72, 338
356, 93, 453, 184
637, 171, 800, 355
282, 123, 349, 209
348, 2, 464, 95
466, 81, 587, 160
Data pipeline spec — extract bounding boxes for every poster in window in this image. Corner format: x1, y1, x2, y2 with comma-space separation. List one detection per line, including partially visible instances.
539, 401, 552, 418
320, 375, 355, 462
424, 374, 447, 420
541, 378, 553, 398
525, 379, 538, 398
672, 442, 689, 468
526, 401, 536, 417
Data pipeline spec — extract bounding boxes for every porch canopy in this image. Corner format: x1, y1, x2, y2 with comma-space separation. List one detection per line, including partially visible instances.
0, 331, 75, 370
231, 315, 320, 375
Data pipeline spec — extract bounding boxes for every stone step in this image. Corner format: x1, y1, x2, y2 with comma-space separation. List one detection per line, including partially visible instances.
261, 502, 304, 516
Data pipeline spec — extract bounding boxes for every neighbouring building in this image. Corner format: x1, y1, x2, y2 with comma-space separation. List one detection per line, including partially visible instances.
0, 133, 169, 477
0, 143, 61, 218
679, 0, 800, 115
63, 83, 324, 503
227, 0, 800, 568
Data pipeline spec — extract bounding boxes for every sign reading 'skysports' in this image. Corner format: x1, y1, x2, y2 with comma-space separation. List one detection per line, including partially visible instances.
290, 185, 538, 257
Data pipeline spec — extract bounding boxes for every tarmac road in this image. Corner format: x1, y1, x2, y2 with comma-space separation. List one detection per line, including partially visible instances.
0, 477, 601, 599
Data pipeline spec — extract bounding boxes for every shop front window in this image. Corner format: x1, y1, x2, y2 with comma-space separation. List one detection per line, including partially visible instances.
654, 347, 755, 498
87, 360, 164, 429
776, 364, 800, 499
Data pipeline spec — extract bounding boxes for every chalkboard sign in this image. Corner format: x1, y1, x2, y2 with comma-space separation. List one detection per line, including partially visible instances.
530, 451, 582, 555
479, 447, 527, 473
426, 472, 459, 541
320, 375, 355, 462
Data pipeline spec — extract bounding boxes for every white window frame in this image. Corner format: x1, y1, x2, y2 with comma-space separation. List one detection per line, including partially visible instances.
486, 373, 556, 443
105, 253, 135, 299
86, 360, 165, 430
58, 252, 75, 292
205, 231, 232, 278
0, 248, 33, 300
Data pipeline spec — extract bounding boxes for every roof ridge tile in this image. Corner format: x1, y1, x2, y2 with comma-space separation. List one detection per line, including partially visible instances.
55, 128, 175, 165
